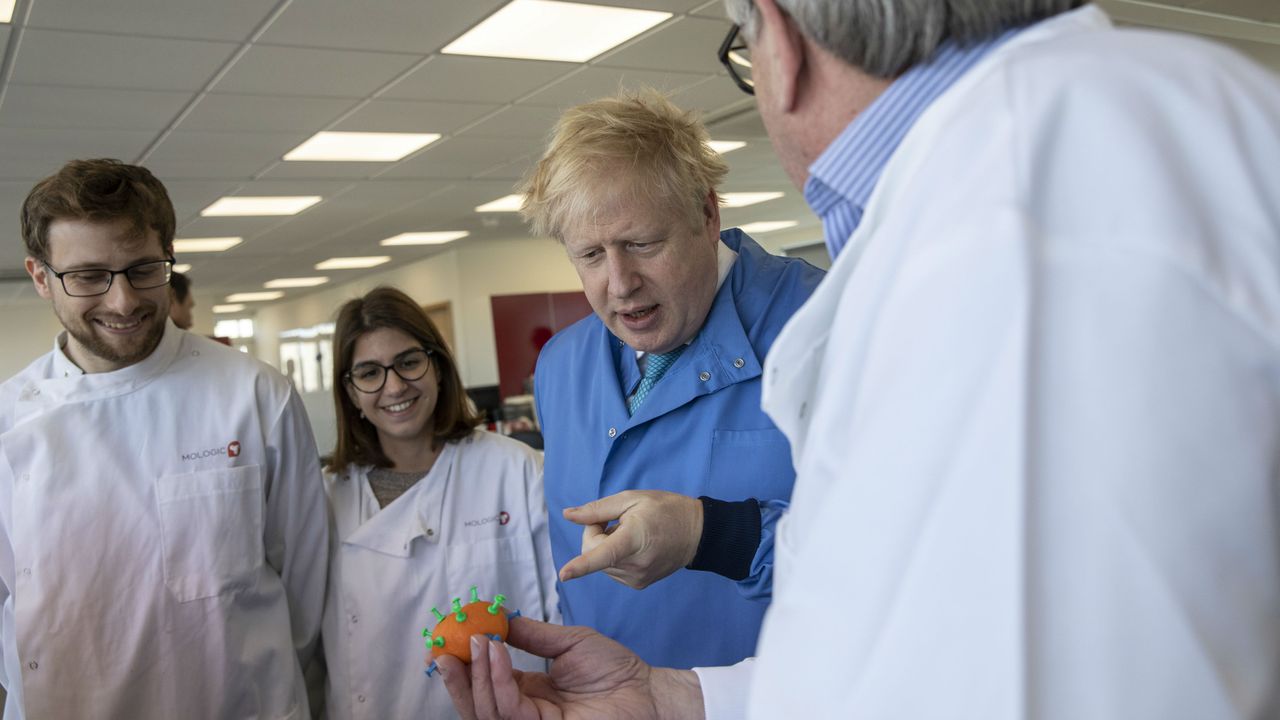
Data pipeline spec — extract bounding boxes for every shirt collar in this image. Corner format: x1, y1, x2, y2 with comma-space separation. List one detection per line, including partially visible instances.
52, 332, 86, 378
803, 30, 1017, 259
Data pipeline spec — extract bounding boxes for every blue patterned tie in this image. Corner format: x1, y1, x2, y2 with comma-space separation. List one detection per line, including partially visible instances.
627, 347, 685, 416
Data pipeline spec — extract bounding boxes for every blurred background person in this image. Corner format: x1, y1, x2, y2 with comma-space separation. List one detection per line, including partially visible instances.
168, 270, 194, 330
318, 286, 558, 720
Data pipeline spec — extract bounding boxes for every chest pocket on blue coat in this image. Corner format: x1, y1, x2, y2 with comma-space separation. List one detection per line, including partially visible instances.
708, 428, 795, 503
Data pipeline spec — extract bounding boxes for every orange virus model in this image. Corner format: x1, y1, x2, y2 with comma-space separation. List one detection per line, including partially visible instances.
423, 586, 512, 677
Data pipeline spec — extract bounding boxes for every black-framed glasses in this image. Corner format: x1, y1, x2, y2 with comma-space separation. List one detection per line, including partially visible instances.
345, 348, 434, 393
43, 257, 175, 297
718, 24, 754, 95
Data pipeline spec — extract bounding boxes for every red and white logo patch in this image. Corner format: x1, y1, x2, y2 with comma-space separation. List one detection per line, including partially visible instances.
227, 441, 241, 458
499, 511, 510, 526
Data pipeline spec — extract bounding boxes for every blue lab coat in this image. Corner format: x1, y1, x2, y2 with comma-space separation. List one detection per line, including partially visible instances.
535, 229, 824, 668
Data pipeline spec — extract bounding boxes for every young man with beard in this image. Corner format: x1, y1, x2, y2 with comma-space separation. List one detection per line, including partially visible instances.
0, 159, 328, 719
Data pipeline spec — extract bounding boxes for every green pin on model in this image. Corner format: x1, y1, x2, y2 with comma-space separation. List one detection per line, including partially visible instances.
452, 597, 467, 622
431, 635, 445, 648
431, 607, 445, 623
469, 586, 480, 603
487, 594, 507, 615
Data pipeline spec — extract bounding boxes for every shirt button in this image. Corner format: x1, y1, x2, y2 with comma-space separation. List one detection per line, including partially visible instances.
357, 695, 366, 703
22, 568, 31, 577
28, 661, 37, 670
30, 388, 40, 396
799, 401, 808, 419
350, 614, 358, 624
698, 371, 711, 382
18, 474, 29, 483
733, 358, 745, 368
426, 528, 435, 537
608, 427, 617, 438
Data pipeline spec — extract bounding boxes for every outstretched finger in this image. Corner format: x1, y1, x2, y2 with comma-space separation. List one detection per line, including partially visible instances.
562, 492, 637, 526
489, 638, 540, 719
470, 635, 501, 719
558, 524, 639, 582
438, 654, 477, 720
505, 616, 601, 659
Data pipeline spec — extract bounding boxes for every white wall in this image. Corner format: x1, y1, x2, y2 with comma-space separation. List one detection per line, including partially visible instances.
0, 302, 67, 381
252, 234, 583, 387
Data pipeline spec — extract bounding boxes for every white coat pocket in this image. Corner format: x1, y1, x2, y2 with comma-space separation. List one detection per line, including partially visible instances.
444, 536, 539, 617
155, 464, 265, 602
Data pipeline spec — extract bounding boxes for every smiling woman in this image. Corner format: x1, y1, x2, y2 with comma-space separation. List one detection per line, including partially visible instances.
316, 286, 559, 720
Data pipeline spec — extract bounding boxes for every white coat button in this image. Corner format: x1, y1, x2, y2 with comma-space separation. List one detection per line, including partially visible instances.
22, 568, 31, 577
799, 401, 808, 419
350, 614, 358, 624
426, 528, 435, 537
699, 371, 711, 382
18, 474, 29, 483
733, 358, 745, 368
357, 695, 366, 703
28, 661, 37, 670
608, 427, 617, 438
30, 388, 40, 396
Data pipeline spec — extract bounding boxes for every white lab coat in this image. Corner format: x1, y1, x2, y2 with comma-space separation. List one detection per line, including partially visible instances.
320, 430, 558, 720
0, 322, 328, 719
749, 6, 1280, 719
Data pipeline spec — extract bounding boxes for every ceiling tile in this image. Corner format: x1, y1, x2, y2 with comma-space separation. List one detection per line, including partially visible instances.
0, 128, 157, 181
1158, 0, 1280, 23
668, 76, 755, 115
464, 105, 563, 138
691, 0, 730, 20
332, 99, 499, 134
162, 180, 246, 222
178, 93, 358, 132
588, 0, 709, 10
379, 136, 537, 180
596, 16, 729, 74
11, 30, 239, 92
383, 55, 573, 103
520, 66, 713, 107
144, 130, 311, 180
258, 0, 507, 54
212, 45, 422, 98
27, 0, 271, 41
256, 160, 402, 181
1217, 35, 1280, 70
0, 85, 193, 130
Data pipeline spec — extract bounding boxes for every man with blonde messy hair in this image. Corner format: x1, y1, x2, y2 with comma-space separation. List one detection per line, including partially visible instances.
523, 90, 823, 669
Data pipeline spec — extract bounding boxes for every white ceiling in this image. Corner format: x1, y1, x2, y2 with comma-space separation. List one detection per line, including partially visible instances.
0, 0, 1276, 307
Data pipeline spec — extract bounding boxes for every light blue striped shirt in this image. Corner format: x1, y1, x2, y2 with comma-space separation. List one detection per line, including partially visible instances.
803, 32, 1018, 259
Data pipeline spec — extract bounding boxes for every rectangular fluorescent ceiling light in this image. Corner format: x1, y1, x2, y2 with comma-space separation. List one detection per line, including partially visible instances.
381, 231, 470, 246
739, 220, 799, 234
475, 194, 525, 213
213, 304, 247, 314
265, 277, 330, 289
1, 0, 16, 23
315, 256, 392, 270
709, 140, 746, 154
442, 0, 670, 63
172, 263, 193, 273
721, 192, 784, 208
226, 291, 285, 302
202, 196, 322, 217
284, 131, 441, 162
173, 237, 242, 253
